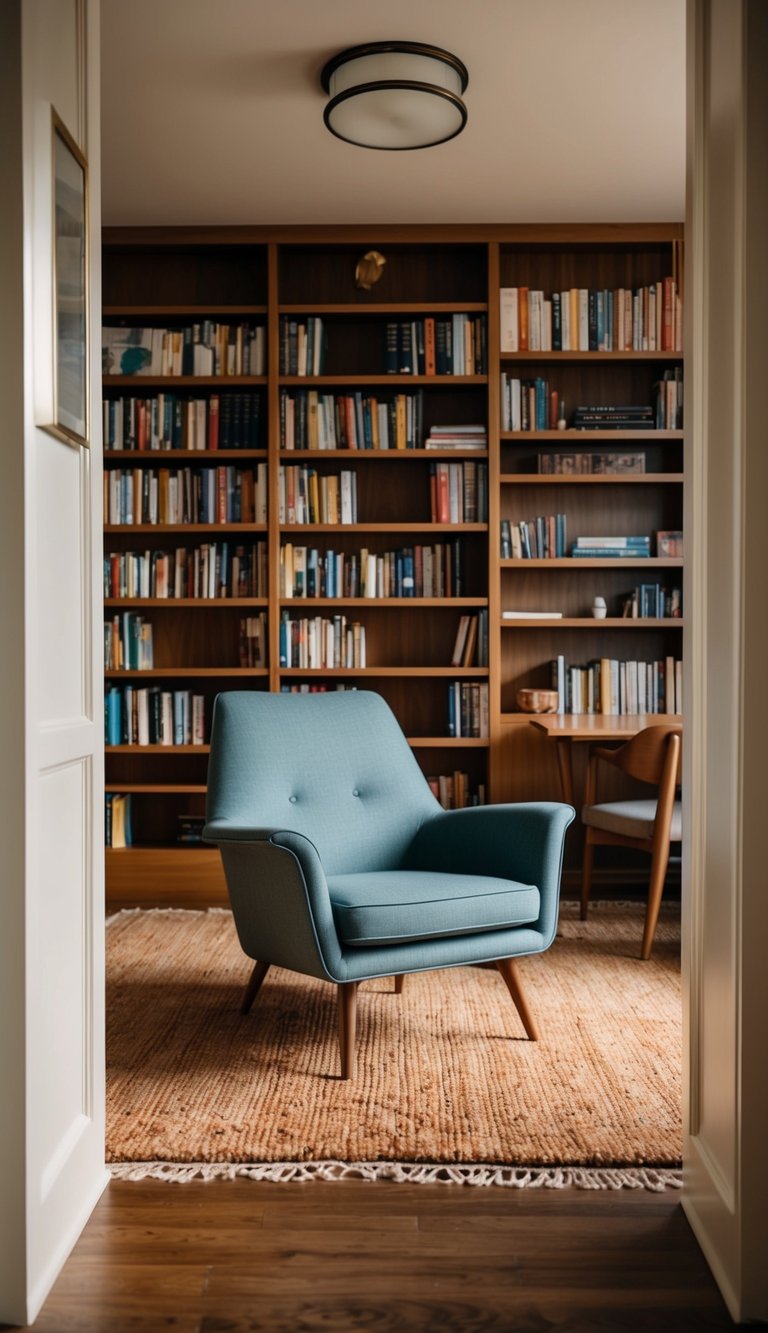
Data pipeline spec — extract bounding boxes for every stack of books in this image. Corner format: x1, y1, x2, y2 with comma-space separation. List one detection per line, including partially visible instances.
424, 424, 487, 450
571, 535, 650, 559
573, 405, 655, 431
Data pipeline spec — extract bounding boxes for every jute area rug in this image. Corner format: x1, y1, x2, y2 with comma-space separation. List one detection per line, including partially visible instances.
106, 901, 682, 1189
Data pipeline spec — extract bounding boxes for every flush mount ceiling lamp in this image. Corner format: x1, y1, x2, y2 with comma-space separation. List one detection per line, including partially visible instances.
320, 42, 469, 150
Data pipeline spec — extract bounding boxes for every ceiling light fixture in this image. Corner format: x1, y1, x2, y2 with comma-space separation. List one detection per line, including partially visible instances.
320, 41, 468, 151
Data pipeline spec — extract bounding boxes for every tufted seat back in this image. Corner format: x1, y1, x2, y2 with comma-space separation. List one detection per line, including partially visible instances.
205, 691, 441, 876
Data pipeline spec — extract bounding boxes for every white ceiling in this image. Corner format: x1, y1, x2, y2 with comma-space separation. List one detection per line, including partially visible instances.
100, 0, 686, 228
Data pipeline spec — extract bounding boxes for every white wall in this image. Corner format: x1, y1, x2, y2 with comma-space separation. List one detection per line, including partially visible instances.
0, 1, 106, 1323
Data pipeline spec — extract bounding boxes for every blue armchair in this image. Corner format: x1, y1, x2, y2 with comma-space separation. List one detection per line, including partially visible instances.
204, 691, 574, 1078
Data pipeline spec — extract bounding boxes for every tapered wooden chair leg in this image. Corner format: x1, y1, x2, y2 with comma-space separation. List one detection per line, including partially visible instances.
497, 957, 539, 1040
580, 836, 595, 921
337, 981, 358, 1079
641, 843, 672, 961
241, 960, 271, 1015
394, 974, 405, 995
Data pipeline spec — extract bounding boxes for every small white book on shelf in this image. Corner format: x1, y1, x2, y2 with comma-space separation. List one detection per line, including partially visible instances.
502, 610, 563, 619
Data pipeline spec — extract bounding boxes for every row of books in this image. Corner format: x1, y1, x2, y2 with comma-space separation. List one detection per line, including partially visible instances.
103, 392, 264, 452
239, 613, 267, 668
104, 541, 267, 600
279, 317, 326, 376
447, 682, 489, 738
621, 584, 683, 618
428, 772, 487, 809
430, 462, 488, 524
279, 615, 366, 669
654, 368, 684, 430
537, 451, 646, 474
499, 280, 683, 353
572, 535, 650, 558
105, 613, 154, 671
572, 404, 655, 431
280, 541, 465, 599
105, 794, 132, 848
103, 323, 266, 378
104, 686, 205, 746
280, 389, 424, 451
500, 376, 561, 432
500, 515, 568, 560
105, 464, 268, 526
177, 815, 206, 845
279, 466, 357, 525
451, 613, 489, 668
550, 654, 682, 716
385, 316, 488, 376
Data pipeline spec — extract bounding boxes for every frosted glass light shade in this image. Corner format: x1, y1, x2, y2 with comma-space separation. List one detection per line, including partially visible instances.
321, 42, 468, 150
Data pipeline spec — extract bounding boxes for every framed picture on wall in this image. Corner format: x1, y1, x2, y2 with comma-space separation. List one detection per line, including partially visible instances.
48, 109, 89, 448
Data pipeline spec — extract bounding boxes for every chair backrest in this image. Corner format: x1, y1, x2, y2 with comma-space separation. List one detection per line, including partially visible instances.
607, 724, 682, 786
206, 690, 440, 875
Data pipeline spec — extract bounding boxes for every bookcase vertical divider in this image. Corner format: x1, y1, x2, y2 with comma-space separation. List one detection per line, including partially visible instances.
266, 242, 282, 693
486, 242, 504, 794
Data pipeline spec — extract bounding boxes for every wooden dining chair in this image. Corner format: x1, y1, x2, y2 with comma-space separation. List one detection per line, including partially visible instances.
580, 723, 682, 960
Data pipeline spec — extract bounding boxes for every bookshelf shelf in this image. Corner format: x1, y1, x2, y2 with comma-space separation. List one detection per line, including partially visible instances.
500, 618, 684, 629
105, 599, 269, 609
499, 351, 683, 364
104, 449, 268, 462
279, 449, 490, 461
102, 222, 684, 903
500, 557, 683, 568
278, 667, 490, 678
278, 375, 488, 387
279, 597, 488, 609
499, 473, 684, 485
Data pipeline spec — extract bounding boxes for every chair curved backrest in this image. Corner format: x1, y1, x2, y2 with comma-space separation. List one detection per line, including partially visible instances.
598, 723, 682, 786
581, 723, 682, 960
206, 690, 440, 876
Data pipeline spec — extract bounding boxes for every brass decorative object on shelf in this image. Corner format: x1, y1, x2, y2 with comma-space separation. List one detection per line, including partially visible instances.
355, 250, 386, 290
517, 688, 559, 714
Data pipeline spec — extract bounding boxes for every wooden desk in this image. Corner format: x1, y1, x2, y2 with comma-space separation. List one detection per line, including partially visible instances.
528, 714, 681, 806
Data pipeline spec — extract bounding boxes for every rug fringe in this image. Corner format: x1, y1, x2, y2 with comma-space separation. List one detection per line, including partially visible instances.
108, 1160, 682, 1191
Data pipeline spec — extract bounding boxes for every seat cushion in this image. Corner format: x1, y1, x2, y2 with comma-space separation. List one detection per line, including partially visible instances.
327, 870, 540, 948
582, 798, 682, 841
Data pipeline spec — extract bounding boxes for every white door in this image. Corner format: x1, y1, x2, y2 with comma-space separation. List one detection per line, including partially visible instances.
683, 0, 768, 1322
0, 1, 106, 1323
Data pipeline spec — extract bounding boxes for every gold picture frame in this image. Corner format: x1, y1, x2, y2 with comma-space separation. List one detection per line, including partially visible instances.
48, 108, 89, 448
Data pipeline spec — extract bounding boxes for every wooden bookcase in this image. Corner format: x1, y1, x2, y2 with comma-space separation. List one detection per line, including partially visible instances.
102, 225, 684, 905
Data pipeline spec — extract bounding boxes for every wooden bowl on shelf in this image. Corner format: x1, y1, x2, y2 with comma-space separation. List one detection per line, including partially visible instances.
516, 688, 559, 714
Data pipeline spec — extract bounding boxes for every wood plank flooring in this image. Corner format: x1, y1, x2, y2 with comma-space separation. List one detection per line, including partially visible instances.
5, 1179, 735, 1331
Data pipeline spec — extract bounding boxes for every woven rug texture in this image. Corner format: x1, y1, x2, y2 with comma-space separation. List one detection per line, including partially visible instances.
106, 901, 681, 1169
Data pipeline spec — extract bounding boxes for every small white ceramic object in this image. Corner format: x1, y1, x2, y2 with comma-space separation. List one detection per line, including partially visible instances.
592, 596, 607, 619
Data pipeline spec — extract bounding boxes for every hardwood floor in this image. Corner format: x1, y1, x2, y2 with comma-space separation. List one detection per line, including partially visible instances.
6, 1179, 735, 1331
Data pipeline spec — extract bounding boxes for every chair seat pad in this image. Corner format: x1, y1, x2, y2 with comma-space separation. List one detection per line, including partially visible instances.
582, 798, 682, 841
327, 870, 540, 948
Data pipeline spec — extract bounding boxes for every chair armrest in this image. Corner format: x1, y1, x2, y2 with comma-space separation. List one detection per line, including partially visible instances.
203, 822, 344, 982
404, 803, 574, 946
